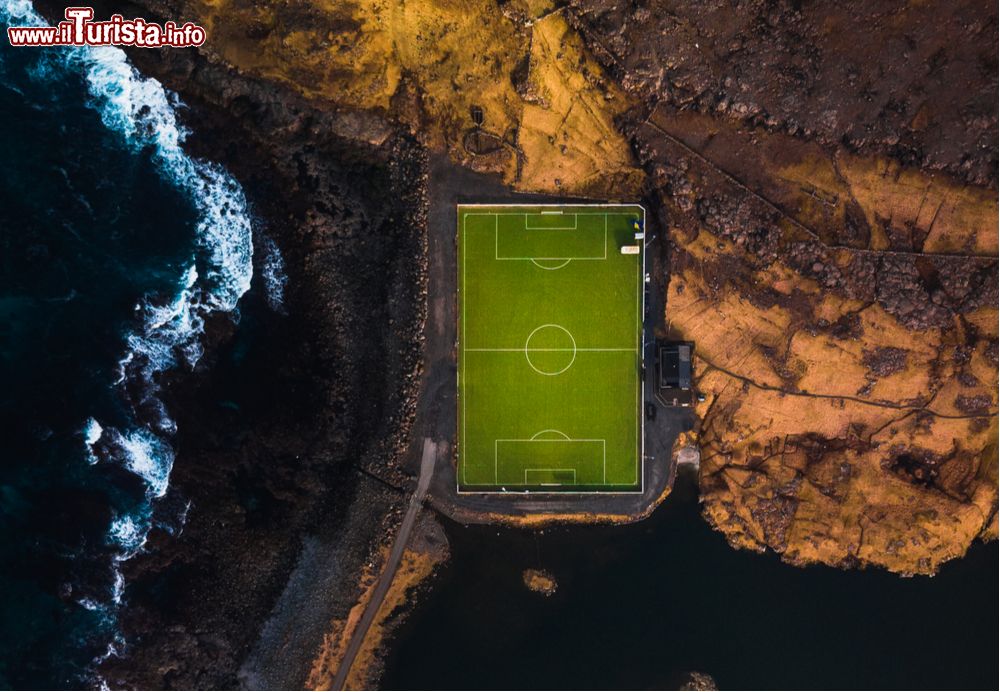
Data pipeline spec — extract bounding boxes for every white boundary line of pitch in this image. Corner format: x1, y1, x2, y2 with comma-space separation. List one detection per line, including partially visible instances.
457, 204, 646, 496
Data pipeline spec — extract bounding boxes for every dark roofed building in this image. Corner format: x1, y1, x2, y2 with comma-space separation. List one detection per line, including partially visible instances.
657, 341, 694, 407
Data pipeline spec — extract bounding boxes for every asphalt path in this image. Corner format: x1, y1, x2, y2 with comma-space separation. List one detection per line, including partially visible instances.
331, 438, 438, 690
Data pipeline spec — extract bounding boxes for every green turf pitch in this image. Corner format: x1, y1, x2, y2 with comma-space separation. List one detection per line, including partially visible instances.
457, 204, 644, 492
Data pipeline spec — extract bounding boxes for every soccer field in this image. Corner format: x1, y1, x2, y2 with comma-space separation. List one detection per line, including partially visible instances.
457, 204, 645, 493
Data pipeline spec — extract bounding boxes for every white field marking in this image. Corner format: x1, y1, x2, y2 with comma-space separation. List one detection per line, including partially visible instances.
637, 207, 644, 487
456, 204, 647, 495
530, 258, 571, 270
494, 438, 605, 487
530, 429, 571, 440
464, 347, 635, 352
524, 323, 576, 376
524, 212, 578, 230
525, 468, 578, 485
598, 213, 608, 259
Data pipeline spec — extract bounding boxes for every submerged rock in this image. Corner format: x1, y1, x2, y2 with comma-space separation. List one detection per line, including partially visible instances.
680, 671, 718, 691
522, 568, 558, 596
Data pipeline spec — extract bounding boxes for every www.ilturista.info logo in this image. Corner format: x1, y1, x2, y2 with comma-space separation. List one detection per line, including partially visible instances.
7, 7, 206, 47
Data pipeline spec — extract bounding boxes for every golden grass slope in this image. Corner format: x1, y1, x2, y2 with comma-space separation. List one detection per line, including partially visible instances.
670, 232, 997, 574
651, 109, 998, 575
191, 0, 641, 196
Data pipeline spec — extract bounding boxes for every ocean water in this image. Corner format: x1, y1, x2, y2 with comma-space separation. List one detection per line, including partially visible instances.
0, 1, 260, 686
382, 474, 999, 690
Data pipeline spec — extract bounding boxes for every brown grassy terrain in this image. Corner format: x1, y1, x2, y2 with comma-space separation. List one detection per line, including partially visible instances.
566, 0, 998, 187
188, 0, 642, 197
638, 108, 998, 575
304, 558, 381, 691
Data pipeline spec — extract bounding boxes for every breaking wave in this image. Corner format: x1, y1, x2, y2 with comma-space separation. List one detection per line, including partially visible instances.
2, 0, 253, 677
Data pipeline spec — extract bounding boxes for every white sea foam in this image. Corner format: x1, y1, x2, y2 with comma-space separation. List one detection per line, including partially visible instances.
110, 566, 125, 606
82, 418, 103, 465
77, 598, 102, 612
77, 45, 253, 669
75, 44, 253, 312
125, 264, 203, 375
0, 0, 41, 26
84, 417, 103, 444
108, 513, 150, 554
4, 0, 253, 496
2, 1, 254, 665
116, 429, 174, 498
91, 628, 126, 675
259, 234, 288, 313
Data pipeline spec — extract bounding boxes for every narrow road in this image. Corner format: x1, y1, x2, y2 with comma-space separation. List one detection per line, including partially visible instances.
331, 437, 438, 690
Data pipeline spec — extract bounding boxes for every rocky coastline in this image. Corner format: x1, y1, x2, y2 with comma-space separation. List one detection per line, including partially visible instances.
33, 1, 433, 686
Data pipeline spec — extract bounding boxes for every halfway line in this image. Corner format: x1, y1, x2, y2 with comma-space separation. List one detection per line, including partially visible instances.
464, 347, 636, 352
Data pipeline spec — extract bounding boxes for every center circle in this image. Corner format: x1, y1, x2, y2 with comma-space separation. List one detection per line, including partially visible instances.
524, 324, 577, 376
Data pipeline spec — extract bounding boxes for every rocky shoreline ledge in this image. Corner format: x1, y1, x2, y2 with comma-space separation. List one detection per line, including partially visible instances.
116, 79, 426, 688
34, 1, 433, 686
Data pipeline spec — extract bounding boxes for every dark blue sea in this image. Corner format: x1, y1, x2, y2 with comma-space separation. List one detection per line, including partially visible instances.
383, 476, 999, 690
0, 1, 283, 686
